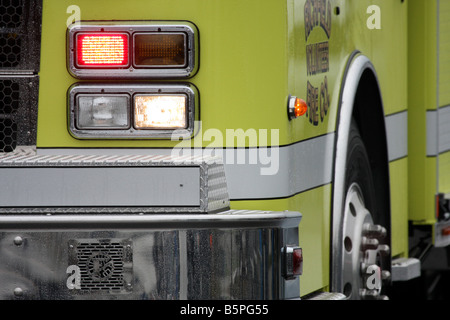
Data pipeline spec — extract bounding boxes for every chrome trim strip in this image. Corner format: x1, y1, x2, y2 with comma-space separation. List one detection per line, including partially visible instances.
427, 105, 450, 156
67, 21, 199, 79
219, 133, 334, 200
0, 210, 302, 230
385, 111, 408, 161
0, 71, 36, 76
36, 133, 335, 200
303, 291, 346, 300
427, 109, 438, 156
40, 106, 406, 204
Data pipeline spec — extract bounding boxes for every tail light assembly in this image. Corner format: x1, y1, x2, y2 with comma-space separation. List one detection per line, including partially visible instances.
68, 83, 198, 139
67, 21, 198, 79
67, 21, 199, 139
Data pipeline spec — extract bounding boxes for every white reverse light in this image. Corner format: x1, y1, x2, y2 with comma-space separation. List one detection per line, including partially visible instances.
134, 95, 187, 129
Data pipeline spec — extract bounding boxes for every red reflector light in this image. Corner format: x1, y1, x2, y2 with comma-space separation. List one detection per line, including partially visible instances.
77, 34, 129, 67
292, 247, 303, 276
442, 226, 450, 237
283, 245, 303, 279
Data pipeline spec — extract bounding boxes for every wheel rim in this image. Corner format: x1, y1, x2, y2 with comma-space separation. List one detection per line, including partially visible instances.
341, 183, 390, 300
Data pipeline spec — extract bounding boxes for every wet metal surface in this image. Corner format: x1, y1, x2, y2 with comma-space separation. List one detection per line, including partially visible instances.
0, 211, 302, 300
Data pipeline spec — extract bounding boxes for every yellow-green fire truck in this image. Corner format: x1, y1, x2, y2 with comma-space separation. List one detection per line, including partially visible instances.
0, 0, 449, 300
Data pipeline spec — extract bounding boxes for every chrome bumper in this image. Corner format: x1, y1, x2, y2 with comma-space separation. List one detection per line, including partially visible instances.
0, 211, 302, 300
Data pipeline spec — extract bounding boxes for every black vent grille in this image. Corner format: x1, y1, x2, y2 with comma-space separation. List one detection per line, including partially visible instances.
0, 0, 41, 71
0, 0, 41, 153
69, 239, 133, 294
0, 78, 19, 113
0, 118, 17, 152
0, 34, 21, 68
0, 77, 38, 152
0, 0, 23, 29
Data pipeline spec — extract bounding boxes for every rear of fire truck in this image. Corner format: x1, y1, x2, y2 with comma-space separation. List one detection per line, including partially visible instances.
0, 0, 303, 300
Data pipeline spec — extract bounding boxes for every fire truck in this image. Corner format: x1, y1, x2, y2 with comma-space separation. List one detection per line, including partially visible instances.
0, 0, 448, 300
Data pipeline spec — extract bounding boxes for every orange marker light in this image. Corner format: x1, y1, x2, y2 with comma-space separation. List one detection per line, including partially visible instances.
288, 96, 308, 120
294, 98, 308, 117
77, 34, 129, 67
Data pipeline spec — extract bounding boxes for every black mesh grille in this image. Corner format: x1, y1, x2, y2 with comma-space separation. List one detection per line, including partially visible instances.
0, 79, 19, 113
0, 0, 23, 29
0, 77, 39, 153
0, 0, 41, 153
0, 0, 41, 71
0, 33, 22, 68
0, 118, 17, 152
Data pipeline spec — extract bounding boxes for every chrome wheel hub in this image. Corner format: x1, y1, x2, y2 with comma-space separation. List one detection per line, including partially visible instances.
342, 183, 390, 300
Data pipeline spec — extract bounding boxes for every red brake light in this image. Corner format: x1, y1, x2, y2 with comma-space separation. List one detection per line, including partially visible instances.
76, 34, 129, 67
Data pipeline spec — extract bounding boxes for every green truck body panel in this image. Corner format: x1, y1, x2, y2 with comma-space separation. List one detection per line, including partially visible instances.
1, 0, 447, 296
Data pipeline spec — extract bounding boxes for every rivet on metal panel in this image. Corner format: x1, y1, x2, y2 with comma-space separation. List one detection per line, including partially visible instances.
13, 236, 23, 246
13, 287, 23, 297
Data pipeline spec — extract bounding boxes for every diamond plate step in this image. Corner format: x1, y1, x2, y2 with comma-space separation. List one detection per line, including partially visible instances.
0, 154, 229, 214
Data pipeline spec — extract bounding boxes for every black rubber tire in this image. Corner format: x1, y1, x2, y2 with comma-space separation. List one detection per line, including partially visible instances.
342, 118, 390, 299
345, 120, 377, 220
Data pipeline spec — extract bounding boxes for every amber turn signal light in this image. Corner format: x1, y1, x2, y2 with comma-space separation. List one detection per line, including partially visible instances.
134, 33, 186, 68
288, 95, 308, 120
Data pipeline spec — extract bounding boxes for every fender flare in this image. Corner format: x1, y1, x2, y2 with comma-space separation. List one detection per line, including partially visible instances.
330, 52, 390, 293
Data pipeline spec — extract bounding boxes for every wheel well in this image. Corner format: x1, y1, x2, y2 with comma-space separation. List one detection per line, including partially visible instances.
352, 68, 391, 236
331, 55, 393, 293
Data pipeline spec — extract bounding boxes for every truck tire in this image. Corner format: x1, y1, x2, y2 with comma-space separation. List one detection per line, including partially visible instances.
339, 119, 391, 300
